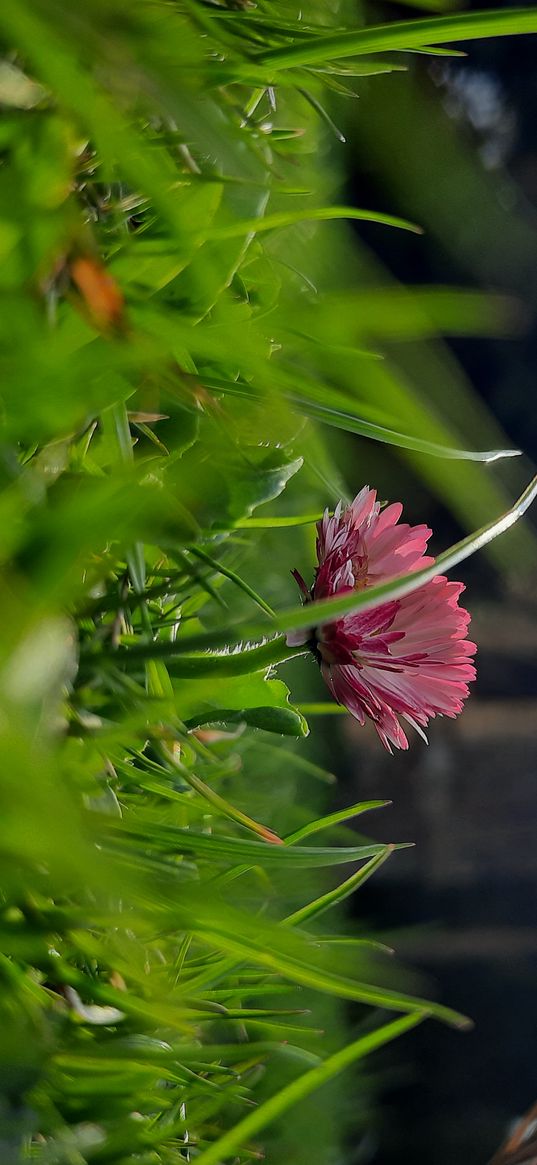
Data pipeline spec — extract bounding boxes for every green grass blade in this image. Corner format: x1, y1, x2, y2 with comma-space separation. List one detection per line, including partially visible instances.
231, 514, 323, 528
192, 1012, 428, 1165
86, 636, 304, 674
158, 748, 283, 846
110, 822, 391, 867
199, 374, 520, 462
284, 846, 394, 926
100, 473, 537, 659
251, 9, 537, 71
285, 801, 390, 844
196, 926, 471, 1028
189, 545, 276, 616
271, 473, 537, 634
284, 394, 521, 463
204, 205, 422, 239
297, 703, 349, 715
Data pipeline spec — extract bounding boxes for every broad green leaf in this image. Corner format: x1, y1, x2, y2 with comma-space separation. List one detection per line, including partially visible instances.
107, 182, 223, 292
169, 442, 304, 528
173, 670, 307, 736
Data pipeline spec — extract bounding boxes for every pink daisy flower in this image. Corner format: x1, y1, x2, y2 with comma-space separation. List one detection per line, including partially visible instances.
288, 486, 476, 752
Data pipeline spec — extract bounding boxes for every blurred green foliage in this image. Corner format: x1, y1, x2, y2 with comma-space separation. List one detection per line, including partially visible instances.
0, 1, 536, 1162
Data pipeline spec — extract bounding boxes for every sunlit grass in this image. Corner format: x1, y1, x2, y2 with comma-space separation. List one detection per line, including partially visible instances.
0, 1, 536, 1161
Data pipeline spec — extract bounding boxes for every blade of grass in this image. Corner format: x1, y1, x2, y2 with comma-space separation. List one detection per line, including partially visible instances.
203, 205, 422, 239
297, 703, 348, 715
158, 746, 283, 845
200, 374, 521, 462
131, 472, 537, 655
271, 472, 537, 634
109, 822, 393, 867
250, 9, 537, 71
194, 924, 470, 1027
189, 545, 276, 616
285, 801, 390, 844
284, 846, 395, 926
82, 635, 305, 674
282, 393, 521, 462
230, 513, 324, 528
192, 1012, 427, 1165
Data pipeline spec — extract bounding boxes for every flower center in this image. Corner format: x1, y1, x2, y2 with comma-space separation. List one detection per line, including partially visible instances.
352, 552, 369, 590
317, 636, 356, 667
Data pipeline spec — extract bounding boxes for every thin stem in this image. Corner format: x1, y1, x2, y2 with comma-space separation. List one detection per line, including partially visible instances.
84, 636, 309, 677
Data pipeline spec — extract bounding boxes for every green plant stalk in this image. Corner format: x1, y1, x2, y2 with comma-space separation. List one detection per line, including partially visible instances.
88, 636, 305, 674
159, 745, 283, 845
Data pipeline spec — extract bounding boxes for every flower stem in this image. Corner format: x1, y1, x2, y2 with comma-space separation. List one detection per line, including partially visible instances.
85, 636, 309, 677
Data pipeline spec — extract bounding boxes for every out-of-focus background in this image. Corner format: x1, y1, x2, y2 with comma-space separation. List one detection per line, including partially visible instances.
2, 3, 537, 1162
324, 13, 537, 1161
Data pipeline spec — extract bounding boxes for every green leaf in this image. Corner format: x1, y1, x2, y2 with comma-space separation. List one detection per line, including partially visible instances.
133, 473, 537, 655
250, 9, 537, 71
189, 916, 470, 1027
285, 801, 390, 844
285, 847, 395, 926
173, 442, 304, 527
92, 637, 302, 676
204, 205, 422, 240
291, 287, 522, 342
186, 704, 308, 737
231, 513, 323, 529
109, 821, 392, 867
199, 374, 521, 463
282, 393, 521, 462
192, 1012, 428, 1165
173, 669, 307, 736
297, 703, 349, 715
0, 0, 201, 251
157, 749, 283, 844
271, 473, 537, 634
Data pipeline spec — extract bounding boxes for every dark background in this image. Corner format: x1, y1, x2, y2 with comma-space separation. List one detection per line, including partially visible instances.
342, 8, 537, 1162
